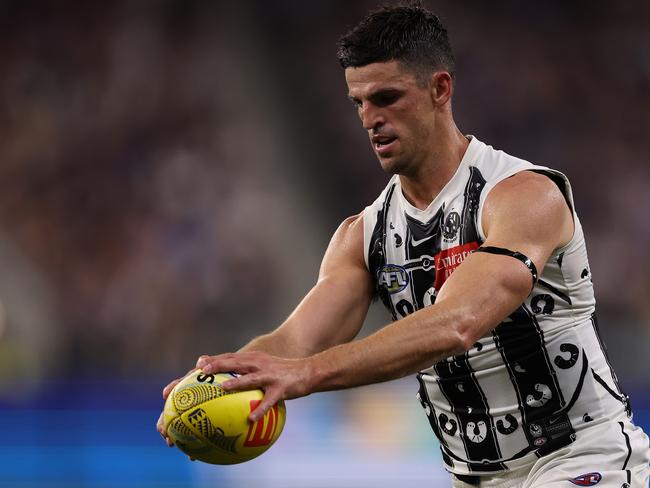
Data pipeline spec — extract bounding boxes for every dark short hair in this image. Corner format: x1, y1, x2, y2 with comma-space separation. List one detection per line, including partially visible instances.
336, 3, 455, 85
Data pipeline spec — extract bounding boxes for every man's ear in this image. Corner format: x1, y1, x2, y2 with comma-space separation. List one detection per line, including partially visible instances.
429, 71, 453, 107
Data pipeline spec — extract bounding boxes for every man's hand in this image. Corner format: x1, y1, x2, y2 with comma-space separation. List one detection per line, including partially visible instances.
156, 411, 174, 447
195, 352, 314, 422
157, 367, 198, 447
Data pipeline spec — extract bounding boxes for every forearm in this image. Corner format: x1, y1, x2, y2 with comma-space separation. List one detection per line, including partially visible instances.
239, 214, 370, 361
306, 299, 472, 392
239, 275, 371, 359
305, 255, 529, 393
238, 327, 307, 358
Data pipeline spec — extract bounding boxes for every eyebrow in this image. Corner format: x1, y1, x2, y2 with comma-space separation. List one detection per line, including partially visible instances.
349, 85, 404, 99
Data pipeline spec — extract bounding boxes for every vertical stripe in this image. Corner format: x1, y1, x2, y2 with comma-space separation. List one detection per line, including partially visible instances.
492, 306, 569, 451
433, 355, 504, 468
459, 166, 486, 245
404, 226, 420, 310
368, 184, 398, 320
404, 210, 443, 310
427, 165, 504, 469
438, 165, 505, 468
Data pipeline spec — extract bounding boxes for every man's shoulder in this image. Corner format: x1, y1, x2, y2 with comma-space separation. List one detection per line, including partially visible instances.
482, 170, 575, 248
330, 212, 365, 251
472, 139, 572, 209
339, 212, 364, 234
323, 212, 368, 273
486, 170, 569, 213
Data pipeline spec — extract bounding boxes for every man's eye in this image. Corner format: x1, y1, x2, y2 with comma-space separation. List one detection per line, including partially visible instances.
375, 93, 398, 106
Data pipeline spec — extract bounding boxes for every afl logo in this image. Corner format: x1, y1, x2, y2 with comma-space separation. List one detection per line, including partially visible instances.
443, 211, 461, 241
377, 264, 409, 294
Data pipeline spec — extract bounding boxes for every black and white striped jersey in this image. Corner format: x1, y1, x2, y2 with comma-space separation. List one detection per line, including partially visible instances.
362, 136, 631, 476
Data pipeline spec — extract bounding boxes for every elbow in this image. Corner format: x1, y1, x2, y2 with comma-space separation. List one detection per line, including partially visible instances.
451, 310, 485, 354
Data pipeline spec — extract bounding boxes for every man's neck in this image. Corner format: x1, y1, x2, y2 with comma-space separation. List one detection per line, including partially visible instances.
399, 128, 469, 211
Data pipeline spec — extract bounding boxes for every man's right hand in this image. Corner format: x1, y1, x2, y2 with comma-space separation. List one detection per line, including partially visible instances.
156, 411, 174, 447
157, 367, 199, 447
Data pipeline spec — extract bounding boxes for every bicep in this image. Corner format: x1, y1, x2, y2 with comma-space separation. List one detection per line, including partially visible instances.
434, 172, 574, 343
480, 171, 574, 274
274, 214, 373, 356
433, 251, 533, 344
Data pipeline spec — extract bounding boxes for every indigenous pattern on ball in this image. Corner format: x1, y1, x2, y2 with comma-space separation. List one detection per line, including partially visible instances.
161, 370, 286, 464
168, 417, 194, 438
187, 408, 220, 439
187, 408, 241, 454
173, 383, 229, 413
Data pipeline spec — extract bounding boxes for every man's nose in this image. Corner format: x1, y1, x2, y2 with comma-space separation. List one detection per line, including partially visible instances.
360, 103, 384, 131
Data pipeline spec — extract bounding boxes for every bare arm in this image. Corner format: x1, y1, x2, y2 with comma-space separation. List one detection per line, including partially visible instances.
161, 213, 372, 399
302, 171, 574, 389
238, 214, 373, 358
196, 171, 574, 421
157, 213, 372, 442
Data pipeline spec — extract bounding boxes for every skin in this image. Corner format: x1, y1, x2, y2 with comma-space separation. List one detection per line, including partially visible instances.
157, 60, 574, 444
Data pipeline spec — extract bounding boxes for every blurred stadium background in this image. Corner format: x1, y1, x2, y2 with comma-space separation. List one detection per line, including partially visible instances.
0, 1, 648, 487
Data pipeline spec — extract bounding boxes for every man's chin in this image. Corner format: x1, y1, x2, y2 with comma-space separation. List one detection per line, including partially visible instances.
377, 155, 406, 175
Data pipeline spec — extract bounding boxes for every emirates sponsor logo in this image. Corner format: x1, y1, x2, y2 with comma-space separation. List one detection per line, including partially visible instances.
433, 242, 479, 289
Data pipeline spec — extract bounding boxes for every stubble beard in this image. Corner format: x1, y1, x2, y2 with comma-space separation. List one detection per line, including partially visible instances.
378, 151, 418, 178
378, 155, 404, 176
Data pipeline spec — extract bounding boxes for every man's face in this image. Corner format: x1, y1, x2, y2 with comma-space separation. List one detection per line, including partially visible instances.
345, 60, 436, 176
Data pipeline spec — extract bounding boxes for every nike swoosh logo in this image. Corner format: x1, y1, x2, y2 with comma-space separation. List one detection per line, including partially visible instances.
411, 235, 434, 247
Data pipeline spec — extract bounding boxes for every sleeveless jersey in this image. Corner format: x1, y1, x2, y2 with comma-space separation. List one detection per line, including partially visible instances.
362, 136, 631, 475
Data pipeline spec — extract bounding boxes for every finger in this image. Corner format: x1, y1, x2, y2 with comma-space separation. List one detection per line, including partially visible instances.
200, 354, 257, 375
221, 373, 263, 392
162, 379, 181, 400
248, 390, 282, 423
196, 353, 235, 372
163, 367, 199, 399
156, 412, 165, 434
158, 430, 174, 447
195, 355, 211, 368
156, 413, 174, 447
196, 353, 235, 370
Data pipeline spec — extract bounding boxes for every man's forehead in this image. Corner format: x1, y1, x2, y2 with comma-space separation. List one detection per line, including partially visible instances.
345, 60, 417, 94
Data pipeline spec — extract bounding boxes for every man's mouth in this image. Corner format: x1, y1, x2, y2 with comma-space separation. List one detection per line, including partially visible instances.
372, 135, 398, 153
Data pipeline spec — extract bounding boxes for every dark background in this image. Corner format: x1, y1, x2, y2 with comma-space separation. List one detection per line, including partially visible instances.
0, 1, 648, 487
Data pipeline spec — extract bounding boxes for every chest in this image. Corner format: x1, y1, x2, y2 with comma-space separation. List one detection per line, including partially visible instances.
370, 169, 487, 320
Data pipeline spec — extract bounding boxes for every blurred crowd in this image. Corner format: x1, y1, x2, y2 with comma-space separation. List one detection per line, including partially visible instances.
0, 0, 648, 385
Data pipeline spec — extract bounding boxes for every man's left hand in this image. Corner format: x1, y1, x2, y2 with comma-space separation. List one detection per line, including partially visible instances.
195, 352, 314, 422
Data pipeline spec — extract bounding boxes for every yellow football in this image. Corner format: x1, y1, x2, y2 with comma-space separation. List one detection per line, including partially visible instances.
162, 370, 286, 464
